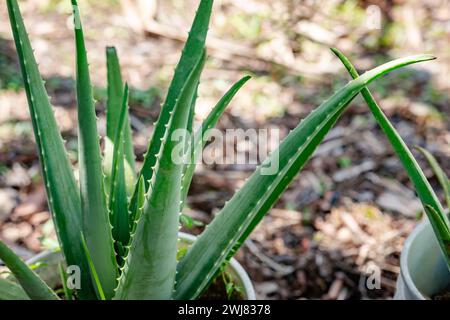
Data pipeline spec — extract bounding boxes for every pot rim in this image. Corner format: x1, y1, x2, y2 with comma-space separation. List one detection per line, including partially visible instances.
27, 232, 257, 300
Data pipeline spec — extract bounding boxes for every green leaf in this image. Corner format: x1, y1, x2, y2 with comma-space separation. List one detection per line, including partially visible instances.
424, 205, 450, 263
6, 0, 96, 299
416, 146, 450, 209
115, 51, 206, 300
104, 47, 135, 196
126, 176, 146, 238
0, 241, 58, 300
180, 80, 200, 203
180, 214, 204, 229
120, 176, 146, 264
181, 75, 251, 204
58, 263, 73, 301
128, 0, 213, 220
71, 0, 118, 299
0, 278, 30, 300
174, 54, 436, 299
331, 48, 450, 268
135, 176, 146, 225
186, 82, 200, 136
81, 234, 106, 300
109, 84, 131, 255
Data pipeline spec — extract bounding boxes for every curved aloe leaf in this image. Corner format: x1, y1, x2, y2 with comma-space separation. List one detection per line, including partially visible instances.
424, 205, 450, 264
416, 147, 450, 209
115, 51, 206, 300
0, 241, 58, 300
72, 0, 118, 299
6, 0, 96, 299
105, 47, 135, 196
109, 84, 131, 256
0, 278, 30, 300
331, 48, 450, 265
174, 54, 436, 299
128, 0, 213, 218
181, 75, 251, 204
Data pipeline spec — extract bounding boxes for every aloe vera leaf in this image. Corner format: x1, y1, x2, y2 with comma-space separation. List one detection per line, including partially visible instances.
177, 81, 199, 211
0, 278, 30, 300
424, 205, 450, 263
331, 48, 450, 265
120, 177, 146, 267
186, 82, 200, 135
416, 147, 450, 209
58, 263, 73, 301
174, 54, 436, 299
115, 52, 206, 300
71, 0, 118, 299
105, 47, 135, 195
181, 75, 251, 204
0, 241, 59, 300
135, 176, 146, 224
121, 176, 146, 263
181, 81, 199, 188
128, 0, 213, 218
81, 234, 106, 300
109, 84, 131, 252
6, 0, 96, 299
0, 278, 28, 300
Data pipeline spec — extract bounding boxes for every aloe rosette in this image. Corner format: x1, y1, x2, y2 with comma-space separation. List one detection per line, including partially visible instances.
0, 0, 437, 300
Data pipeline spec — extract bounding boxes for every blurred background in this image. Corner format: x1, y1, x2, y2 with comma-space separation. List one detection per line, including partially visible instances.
0, 0, 449, 299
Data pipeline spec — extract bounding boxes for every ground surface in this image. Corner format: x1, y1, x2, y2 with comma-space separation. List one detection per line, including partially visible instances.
0, 0, 449, 299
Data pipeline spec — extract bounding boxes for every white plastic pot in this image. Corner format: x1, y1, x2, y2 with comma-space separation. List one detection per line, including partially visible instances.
394, 221, 450, 299
26, 232, 256, 300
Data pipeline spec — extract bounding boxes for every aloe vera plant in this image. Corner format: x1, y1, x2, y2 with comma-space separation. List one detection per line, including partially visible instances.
332, 48, 450, 270
0, 0, 435, 300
